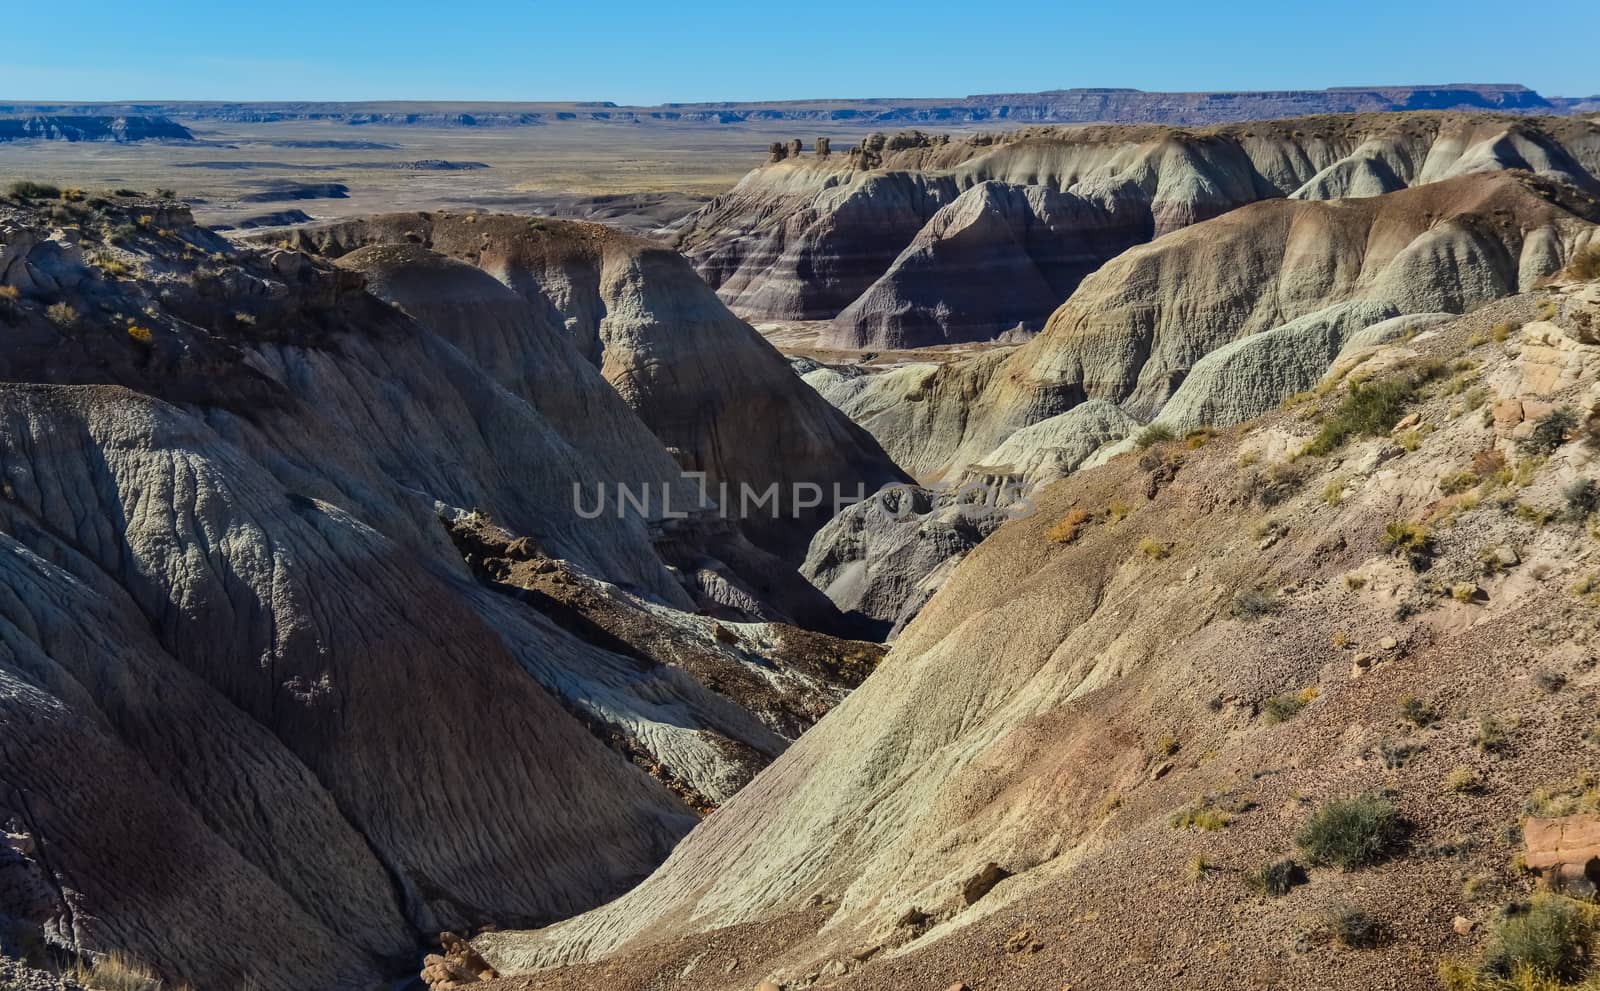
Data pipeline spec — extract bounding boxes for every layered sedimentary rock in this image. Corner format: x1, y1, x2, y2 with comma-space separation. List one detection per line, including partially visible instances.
0, 115, 192, 142
281, 213, 908, 558
809, 171, 1600, 481
0, 192, 885, 990
477, 277, 1600, 991
681, 114, 1600, 348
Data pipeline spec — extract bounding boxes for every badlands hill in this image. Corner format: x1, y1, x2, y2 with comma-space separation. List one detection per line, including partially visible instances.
681, 113, 1600, 348
473, 268, 1600, 991
0, 189, 889, 990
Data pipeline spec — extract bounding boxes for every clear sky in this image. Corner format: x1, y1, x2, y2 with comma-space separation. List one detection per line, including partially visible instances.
4, 0, 1596, 104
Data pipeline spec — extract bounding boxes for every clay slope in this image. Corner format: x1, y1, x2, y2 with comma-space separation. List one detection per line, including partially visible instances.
0, 193, 880, 990
821, 171, 1600, 481
476, 277, 1600, 991
281, 213, 908, 558
679, 113, 1600, 347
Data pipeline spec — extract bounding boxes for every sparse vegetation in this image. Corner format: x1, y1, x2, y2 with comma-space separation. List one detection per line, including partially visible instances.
1476, 715, 1511, 755
80, 951, 163, 991
1564, 479, 1599, 520
1521, 407, 1579, 458
1107, 498, 1130, 524
1262, 686, 1317, 724
1380, 519, 1433, 569
1441, 470, 1481, 495
1399, 695, 1439, 728
1327, 904, 1386, 949
1231, 587, 1279, 622
1295, 793, 1407, 870
46, 302, 79, 328
1441, 895, 1600, 991
1135, 423, 1175, 449
1136, 536, 1171, 559
1303, 366, 1441, 457
1246, 857, 1306, 897
1169, 793, 1255, 832
1047, 507, 1091, 544
8, 180, 61, 200
127, 325, 153, 345
1446, 766, 1485, 794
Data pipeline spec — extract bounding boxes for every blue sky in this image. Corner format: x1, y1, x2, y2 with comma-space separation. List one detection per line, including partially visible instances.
4, 0, 1596, 103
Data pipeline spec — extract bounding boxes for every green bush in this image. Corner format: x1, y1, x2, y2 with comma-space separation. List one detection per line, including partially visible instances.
1295, 793, 1408, 870
1304, 376, 1423, 457
1482, 896, 1596, 985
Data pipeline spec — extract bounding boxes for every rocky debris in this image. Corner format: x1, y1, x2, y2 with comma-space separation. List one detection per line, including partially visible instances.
422, 933, 499, 990
960, 863, 1012, 905
1525, 816, 1600, 896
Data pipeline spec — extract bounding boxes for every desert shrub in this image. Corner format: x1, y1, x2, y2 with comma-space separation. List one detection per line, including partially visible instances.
1295, 793, 1407, 870
1047, 507, 1091, 544
1322, 476, 1348, 506
1476, 715, 1510, 754
1522, 407, 1579, 457
1107, 498, 1130, 524
126, 325, 153, 345
1526, 773, 1600, 818
1169, 793, 1255, 832
1262, 687, 1317, 724
1328, 904, 1386, 949
1441, 470, 1481, 495
1447, 896, 1600, 989
1564, 479, 1600, 519
0, 285, 19, 303
1536, 670, 1569, 694
1135, 424, 1175, 449
1399, 695, 1439, 728
1446, 766, 1485, 794
81, 951, 163, 991
1380, 519, 1433, 568
1184, 427, 1217, 449
8, 180, 61, 200
1231, 588, 1278, 621
1304, 374, 1426, 457
1136, 536, 1170, 559
45, 302, 78, 328
1246, 858, 1306, 897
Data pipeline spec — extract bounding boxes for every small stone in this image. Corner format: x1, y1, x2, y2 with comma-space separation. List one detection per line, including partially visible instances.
1149, 760, 1173, 781
1454, 916, 1476, 936
947, 984, 971, 991
1378, 636, 1398, 651
1352, 652, 1375, 668
1495, 546, 1521, 567
1391, 412, 1421, 433
756, 981, 782, 991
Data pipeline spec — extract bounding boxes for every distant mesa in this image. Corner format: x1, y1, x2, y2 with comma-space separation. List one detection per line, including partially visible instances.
395, 159, 489, 171
239, 182, 351, 203
0, 84, 1592, 130
0, 114, 192, 142
211, 209, 315, 231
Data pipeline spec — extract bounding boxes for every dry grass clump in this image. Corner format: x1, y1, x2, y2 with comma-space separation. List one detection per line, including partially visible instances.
80, 952, 164, 991
1381, 519, 1433, 569
46, 302, 79, 328
1245, 857, 1306, 897
1047, 507, 1091, 544
1136, 536, 1171, 559
1134, 423, 1175, 449
1399, 695, 1439, 728
1522, 407, 1579, 458
1303, 364, 1442, 457
1169, 793, 1255, 832
1446, 766, 1485, 794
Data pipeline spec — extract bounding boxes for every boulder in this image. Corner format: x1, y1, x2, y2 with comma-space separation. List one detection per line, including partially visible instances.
1525, 816, 1600, 896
